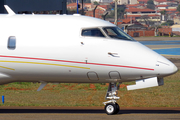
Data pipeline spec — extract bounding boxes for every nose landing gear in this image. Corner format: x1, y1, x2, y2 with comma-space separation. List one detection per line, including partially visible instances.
103, 82, 120, 115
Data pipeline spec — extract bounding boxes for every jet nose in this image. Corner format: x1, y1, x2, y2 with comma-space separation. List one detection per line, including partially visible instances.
155, 56, 178, 77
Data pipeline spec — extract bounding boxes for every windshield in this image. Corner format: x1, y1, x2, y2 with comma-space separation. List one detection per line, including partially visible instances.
103, 27, 135, 41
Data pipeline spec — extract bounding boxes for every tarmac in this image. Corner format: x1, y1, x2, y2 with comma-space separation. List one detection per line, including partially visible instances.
134, 36, 180, 41
0, 106, 180, 120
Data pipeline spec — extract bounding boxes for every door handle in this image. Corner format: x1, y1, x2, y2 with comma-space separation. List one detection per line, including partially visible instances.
108, 52, 119, 57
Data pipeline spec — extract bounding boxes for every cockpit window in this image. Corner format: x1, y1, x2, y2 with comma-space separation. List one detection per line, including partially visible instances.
82, 28, 105, 37
8, 36, 16, 50
103, 27, 135, 41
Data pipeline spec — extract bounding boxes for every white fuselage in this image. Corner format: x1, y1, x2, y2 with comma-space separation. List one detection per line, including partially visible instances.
0, 14, 177, 84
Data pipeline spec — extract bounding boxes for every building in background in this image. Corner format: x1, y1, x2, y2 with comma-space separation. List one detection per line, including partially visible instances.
118, 0, 137, 5
91, 0, 113, 3
129, 0, 137, 4
118, 0, 128, 5
174, 16, 180, 25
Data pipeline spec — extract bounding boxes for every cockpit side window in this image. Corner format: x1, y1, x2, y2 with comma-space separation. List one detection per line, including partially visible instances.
103, 27, 135, 41
82, 28, 105, 38
8, 36, 16, 50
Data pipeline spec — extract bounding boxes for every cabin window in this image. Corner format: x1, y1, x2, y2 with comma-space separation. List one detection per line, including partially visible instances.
82, 28, 105, 37
103, 27, 135, 41
8, 36, 16, 49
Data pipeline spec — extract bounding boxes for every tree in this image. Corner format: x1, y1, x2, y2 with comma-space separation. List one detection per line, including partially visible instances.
177, 4, 180, 12
93, 1, 99, 5
118, 7, 126, 19
84, 0, 91, 3
139, 15, 152, 25
161, 20, 174, 26
79, 0, 91, 3
160, 10, 167, 21
147, 0, 155, 10
160, 10, 167, 15
105, 5, 126, 19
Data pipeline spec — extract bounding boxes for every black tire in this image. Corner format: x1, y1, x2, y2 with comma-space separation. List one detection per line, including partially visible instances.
114, 103, 120, 114
104, 103, 117, 115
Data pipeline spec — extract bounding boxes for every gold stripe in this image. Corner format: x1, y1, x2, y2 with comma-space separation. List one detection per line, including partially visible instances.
0, 65, 15, 70
0, 61, 90, 69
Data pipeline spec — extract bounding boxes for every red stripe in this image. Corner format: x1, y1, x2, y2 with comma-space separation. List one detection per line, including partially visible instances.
0, 55, 154, 71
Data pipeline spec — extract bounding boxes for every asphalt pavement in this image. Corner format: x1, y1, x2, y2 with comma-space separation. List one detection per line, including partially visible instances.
0, 107, 180, 120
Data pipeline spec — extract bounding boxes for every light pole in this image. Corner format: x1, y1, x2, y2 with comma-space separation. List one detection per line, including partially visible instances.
77, 0, 79, 14
114, 0, 118, 26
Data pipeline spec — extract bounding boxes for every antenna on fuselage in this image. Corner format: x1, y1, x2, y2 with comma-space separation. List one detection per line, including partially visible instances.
4, 5, 15, 15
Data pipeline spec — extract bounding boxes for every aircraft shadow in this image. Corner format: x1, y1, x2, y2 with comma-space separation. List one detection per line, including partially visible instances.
0, 109, 179, 114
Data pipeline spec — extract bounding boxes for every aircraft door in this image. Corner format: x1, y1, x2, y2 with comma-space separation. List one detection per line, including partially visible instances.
109, 71, 121, 79
87, 71, 99, 81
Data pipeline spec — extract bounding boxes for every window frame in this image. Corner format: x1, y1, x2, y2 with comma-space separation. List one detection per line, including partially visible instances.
81, 28, 106, 38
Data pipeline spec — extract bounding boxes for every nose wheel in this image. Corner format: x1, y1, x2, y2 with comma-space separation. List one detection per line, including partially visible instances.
105, 103, 119, 115
103, 82, 120, 115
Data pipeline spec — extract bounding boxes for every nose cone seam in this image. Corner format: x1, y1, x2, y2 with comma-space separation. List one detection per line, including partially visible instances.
157, 61, 170, 66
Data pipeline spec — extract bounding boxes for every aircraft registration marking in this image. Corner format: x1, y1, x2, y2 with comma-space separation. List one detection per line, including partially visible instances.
0, 55, 154, 71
